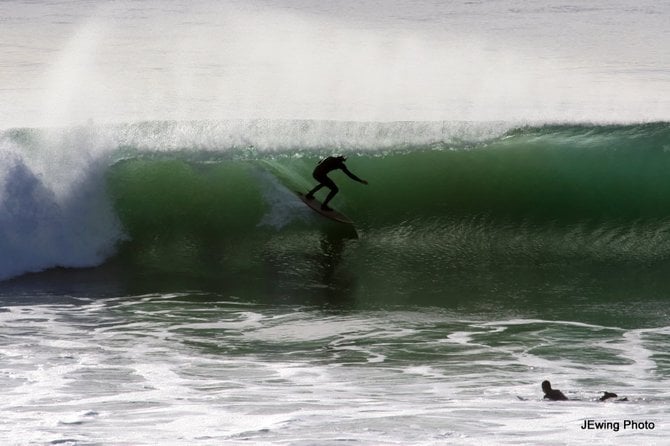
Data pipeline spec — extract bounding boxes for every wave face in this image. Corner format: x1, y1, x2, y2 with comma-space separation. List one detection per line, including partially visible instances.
2, 120, 670, 282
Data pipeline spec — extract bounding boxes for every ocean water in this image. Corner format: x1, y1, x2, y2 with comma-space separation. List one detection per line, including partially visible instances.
1, 1, 670, 445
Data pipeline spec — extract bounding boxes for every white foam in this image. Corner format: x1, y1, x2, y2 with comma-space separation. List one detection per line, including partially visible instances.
1, 298, 668, 445
0, 128, 124, 280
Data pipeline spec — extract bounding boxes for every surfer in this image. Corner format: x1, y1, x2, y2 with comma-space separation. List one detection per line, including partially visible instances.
542, 380, 568, 401
541, 381, 626, 402
599, 391, 620, 402
305, 155, 368, 211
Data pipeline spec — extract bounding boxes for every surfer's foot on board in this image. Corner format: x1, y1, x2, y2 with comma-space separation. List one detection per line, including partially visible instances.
321, 205, 333, 211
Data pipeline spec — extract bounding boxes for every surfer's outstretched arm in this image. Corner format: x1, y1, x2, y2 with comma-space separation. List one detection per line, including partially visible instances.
341, 166, 368, 184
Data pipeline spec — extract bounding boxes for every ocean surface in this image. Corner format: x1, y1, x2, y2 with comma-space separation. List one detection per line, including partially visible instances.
1, 1, 669, 445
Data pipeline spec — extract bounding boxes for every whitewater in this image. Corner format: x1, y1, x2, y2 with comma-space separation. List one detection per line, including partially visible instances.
1, 1, 669, 445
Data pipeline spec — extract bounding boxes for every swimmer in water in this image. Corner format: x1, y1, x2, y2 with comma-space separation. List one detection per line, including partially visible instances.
541, 381, 627, 402
600, 391, 618, 401
542, 380, 568, 401
600, 391, 627, 402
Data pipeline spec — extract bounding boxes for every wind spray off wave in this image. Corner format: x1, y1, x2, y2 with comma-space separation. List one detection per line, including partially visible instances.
2, 1, 670, 128
0, 126, 123, 281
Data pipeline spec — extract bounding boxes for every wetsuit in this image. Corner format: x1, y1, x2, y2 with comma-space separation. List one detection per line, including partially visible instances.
542, 380, 568, 401
306, 156, 366, 210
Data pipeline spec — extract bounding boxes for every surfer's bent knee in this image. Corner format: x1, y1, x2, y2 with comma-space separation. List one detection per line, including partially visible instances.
315, 174, 337, 191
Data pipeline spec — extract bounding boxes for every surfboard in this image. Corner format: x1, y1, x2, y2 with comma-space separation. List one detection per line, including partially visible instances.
296, 192, 354, 225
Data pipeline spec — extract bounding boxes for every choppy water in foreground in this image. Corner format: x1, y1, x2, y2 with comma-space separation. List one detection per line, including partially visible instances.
0, 292, 668, 445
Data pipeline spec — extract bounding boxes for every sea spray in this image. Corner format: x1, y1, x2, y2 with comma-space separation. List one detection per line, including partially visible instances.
0, 126, 123, 280
254, 168, 313, 230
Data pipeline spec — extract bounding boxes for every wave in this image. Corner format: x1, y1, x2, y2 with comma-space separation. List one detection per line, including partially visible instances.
1, 120, 670, 281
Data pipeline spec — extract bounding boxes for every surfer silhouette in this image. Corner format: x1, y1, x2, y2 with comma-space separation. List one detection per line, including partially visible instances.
305, 155, 368, 211
541, 380, 627, 402
542, 380, 568, 401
